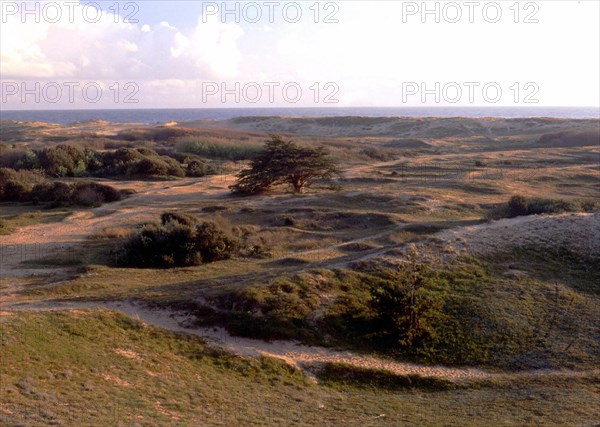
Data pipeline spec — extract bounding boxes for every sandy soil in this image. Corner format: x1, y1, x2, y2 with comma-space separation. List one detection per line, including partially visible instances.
428, 212, 600, 260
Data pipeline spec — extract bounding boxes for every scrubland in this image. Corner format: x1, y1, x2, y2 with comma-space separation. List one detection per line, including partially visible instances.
1, 116, 599, 425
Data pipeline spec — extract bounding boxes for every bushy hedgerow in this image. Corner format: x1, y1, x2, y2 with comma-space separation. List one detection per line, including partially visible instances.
115, 214, 240, 268
0, 145, 188, 179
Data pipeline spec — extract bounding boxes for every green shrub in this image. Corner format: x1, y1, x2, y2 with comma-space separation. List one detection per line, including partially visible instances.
508, 195, 529, 217
28, 181, 122, 207
194, 222, 240, 263
371, 257, 444, 352
0, 168, 45, 201
71, 182, 122, 207
161, 212, 197, 227
115, 216, 240, 268
0, 147, 39, 169
37, 144, 86, 177
187, 160, 207, 177
111, 147, 146, 164
161, 156, 186, 177
133, 157, 170, 176
98, 147, 186, 178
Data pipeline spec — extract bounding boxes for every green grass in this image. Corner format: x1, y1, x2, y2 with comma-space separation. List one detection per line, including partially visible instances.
1, 310, 599, 426
17, 260, 266, 302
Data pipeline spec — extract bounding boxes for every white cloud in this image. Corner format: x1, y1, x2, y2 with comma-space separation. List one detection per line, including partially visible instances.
1, 1, 598, 108
0, 4, 244, 81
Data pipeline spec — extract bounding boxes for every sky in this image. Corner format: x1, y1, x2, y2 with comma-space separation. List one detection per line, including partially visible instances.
1, 0, 599, 109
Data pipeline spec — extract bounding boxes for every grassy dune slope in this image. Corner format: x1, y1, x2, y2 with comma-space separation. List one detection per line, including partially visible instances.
1, 310, 599, 426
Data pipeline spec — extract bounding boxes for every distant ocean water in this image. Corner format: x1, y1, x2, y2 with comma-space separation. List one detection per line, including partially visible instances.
1, 107, 598, 125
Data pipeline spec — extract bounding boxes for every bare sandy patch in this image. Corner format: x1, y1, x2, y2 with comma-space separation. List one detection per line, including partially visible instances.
100, 373, 131, 387
113, 348, 143, 361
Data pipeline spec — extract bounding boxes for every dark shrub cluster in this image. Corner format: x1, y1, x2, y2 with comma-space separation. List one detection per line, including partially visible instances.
0, 168, 123, 207
36, 144, 99, 177
30, 181, 122, 207
1, 145, 98, 177
1, 139, 231, 179
507, 195, 529, 217
0, 144, 198, 178
0, 168, 46, 201
100, 147, 185, 177
186, 160, 208, 177
115, 214, 240, 268
492, 195, 600, 219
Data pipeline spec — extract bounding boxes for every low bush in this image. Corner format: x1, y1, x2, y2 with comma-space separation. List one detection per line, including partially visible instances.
0, 168, 46, 201
115, 214, 240, 268
0, 168, 123, 208
101, 148, 185, 178
29, 181, 122, 207
161, 212, 197, 227
508, 195, 529, 217
493, 195, 600, 219
71, 182, 122, 207
187, 160, 207, 177
37, 144, 92, 177
0, 146, 39, 169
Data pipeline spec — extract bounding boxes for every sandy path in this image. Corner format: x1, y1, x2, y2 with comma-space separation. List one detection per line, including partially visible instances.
4, 300, 597, 385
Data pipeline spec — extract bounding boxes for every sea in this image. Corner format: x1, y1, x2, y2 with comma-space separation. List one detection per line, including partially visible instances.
1, 107, 598, 125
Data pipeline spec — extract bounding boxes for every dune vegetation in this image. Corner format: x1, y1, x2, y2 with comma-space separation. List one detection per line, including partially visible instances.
1, 116, 599, 425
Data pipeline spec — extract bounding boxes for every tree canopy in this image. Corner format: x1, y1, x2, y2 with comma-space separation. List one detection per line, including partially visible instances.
229, 135, 339, 195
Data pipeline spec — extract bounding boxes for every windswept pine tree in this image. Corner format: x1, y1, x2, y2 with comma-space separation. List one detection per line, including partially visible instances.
230, 135, 340, 195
